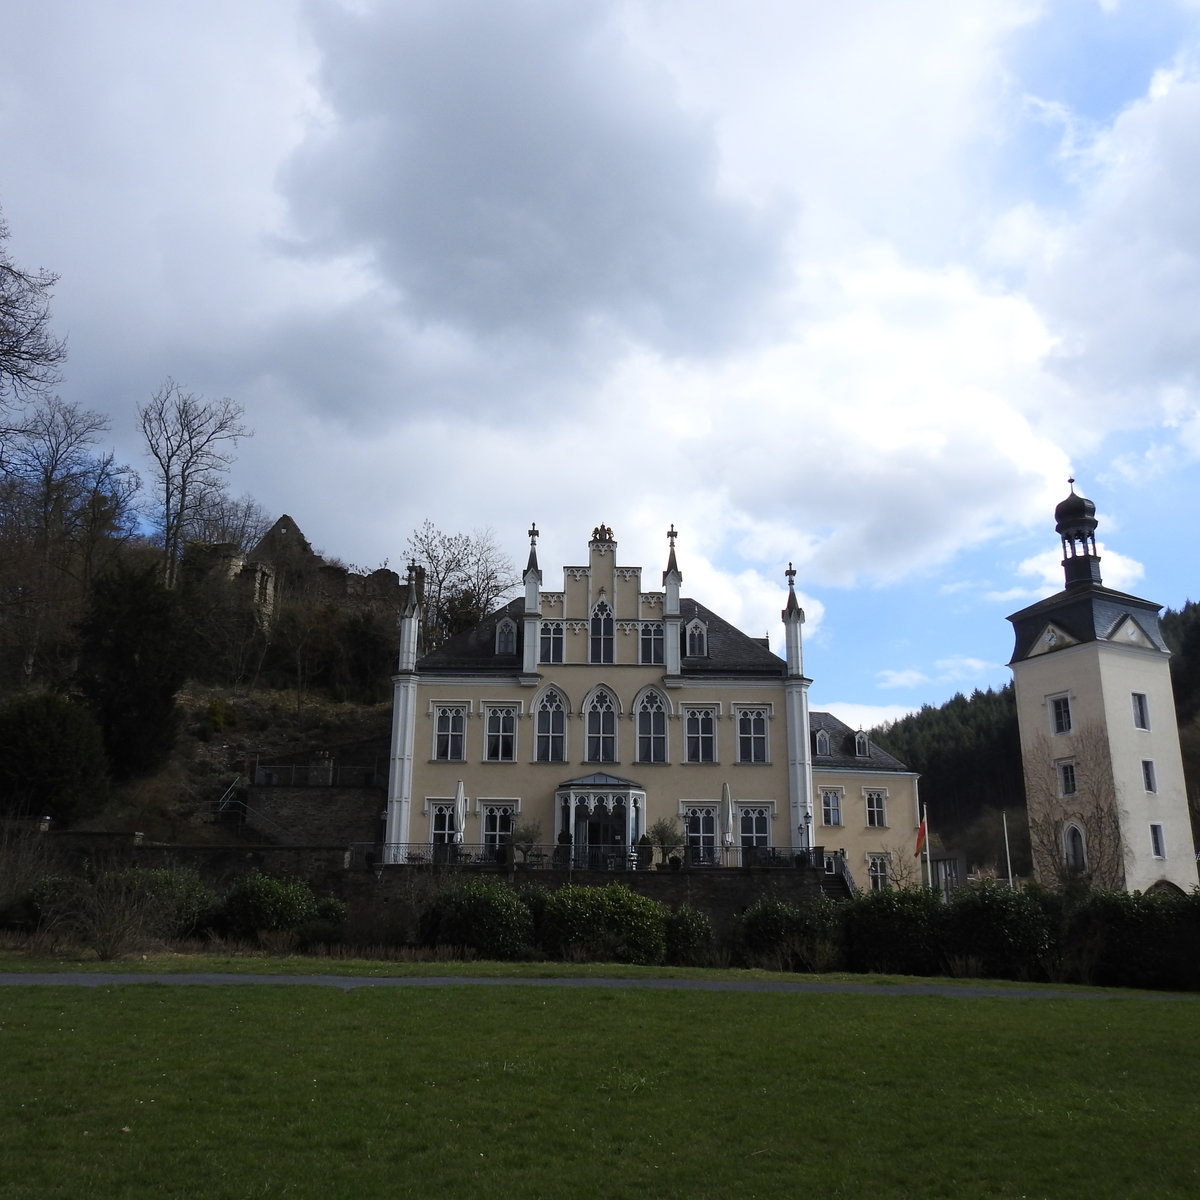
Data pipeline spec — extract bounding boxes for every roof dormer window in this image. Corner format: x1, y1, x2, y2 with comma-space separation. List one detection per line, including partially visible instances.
855, 731, 869, 757
495, 617, 517, 655
815, 729, 830, 756
685, 618, 707, 658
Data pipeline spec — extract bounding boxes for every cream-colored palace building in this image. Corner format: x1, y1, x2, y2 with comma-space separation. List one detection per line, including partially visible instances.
1008, 484, 1197, 892
385, 524, 920, 891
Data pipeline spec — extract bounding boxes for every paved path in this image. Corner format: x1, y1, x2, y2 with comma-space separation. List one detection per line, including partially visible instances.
0, 972, 1137, 999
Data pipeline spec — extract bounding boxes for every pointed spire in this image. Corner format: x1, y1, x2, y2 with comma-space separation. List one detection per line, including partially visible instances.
403, 561, 422, 615
782, 562, 804, 622
525, 522, 541, 577
662, 523, 682, 585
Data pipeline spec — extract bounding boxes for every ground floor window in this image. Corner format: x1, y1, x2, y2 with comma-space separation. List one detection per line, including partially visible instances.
867, 853, 889, 892
482, 804, 514, 851
685, 805, 718, 865
431, 803, 456, 844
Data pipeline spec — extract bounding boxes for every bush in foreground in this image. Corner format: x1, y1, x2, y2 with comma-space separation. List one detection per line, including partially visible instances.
541, 884, 667, 964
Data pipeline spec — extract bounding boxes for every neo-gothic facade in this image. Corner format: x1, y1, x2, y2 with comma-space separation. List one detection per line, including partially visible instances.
1008, 484, 1197, 892
385, 525, 919, 891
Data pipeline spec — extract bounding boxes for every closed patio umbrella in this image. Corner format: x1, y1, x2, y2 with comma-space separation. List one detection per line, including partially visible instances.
453, 779, 467, 845
721, 781, 736, 850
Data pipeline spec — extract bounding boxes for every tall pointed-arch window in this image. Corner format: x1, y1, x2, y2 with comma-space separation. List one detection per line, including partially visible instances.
495, 619, 516, 655
686, 619, 707, 657
814, 729, 830, 756
590, 600, 614, 664
637, 691, 667, 763
587, 689, 617, 762
1064, 824, 1087, 874
536, 690, 566, 763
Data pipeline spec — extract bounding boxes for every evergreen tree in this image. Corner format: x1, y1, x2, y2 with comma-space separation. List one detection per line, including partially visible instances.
77, 563, 186, 779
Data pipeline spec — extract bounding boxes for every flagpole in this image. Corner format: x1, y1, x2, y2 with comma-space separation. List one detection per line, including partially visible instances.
922, 803, 932, 889
1002, 808, 1014, 890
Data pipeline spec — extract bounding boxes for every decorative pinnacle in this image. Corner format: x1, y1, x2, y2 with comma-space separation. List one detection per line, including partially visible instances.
667, 523, 677, 550
528, 523, 539, 543
785, 562, 796, 588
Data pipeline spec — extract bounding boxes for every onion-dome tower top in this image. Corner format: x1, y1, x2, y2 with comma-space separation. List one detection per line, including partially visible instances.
1055, 478, 1102, 589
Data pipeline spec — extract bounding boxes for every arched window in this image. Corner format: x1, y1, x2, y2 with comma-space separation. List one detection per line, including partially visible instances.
637, 691, 667, 763
587, 689, 617, 762
495, 619, 516, 655
1064, 824, 1087, 874
854, 731, 869, 757
590, 600, 614, 663
815, 729, 830, 756
685, 619, 707, 657
536, 689, 566, 763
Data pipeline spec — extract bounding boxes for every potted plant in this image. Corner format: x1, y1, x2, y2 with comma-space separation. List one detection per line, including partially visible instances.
648, 817, 682, 869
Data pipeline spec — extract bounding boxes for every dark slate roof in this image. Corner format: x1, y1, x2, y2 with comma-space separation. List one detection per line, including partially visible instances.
1006, 583, 1168, 663
419, 597, 526, 671
417, 596, 786, 676
559, 772, 644, 790
678, 598, 785, 676
810, 711, 912, 772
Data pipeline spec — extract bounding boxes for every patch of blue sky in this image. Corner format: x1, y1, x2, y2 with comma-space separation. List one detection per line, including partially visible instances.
988, 1, 1200, 211
1010, 0, 1197, 125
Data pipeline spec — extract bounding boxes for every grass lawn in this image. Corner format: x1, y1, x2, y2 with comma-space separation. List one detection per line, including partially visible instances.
0, 970, 1196, 1199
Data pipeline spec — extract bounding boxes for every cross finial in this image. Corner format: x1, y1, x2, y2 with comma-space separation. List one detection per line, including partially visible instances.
528, 523, 539, 543
666, 523, 677, 549
785, 562, 796, 588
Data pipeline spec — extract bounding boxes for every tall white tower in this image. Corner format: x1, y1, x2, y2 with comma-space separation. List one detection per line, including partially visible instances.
1008, 482, 1196, 892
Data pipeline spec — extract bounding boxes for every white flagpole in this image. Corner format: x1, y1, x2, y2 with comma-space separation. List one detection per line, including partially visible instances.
1002, 808, 1014, 890
922, 803, 933, 890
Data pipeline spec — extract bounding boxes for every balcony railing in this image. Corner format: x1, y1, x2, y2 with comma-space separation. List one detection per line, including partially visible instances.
348, 842, 837, 871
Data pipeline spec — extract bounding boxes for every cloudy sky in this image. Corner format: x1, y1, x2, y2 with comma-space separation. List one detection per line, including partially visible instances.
3, 0, 1200, 727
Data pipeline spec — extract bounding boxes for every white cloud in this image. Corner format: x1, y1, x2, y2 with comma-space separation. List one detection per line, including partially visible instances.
877, 669, 931, 690
819, 701, 920, 731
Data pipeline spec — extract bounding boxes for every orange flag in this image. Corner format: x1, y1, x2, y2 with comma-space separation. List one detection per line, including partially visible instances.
914, 817, 927, 859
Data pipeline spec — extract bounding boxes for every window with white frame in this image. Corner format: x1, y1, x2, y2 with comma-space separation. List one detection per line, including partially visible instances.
865, 789, 887, 828
484, 705, 517, 762
685, 707, 716, 763
482, 803, 514, 852
637, 691, 667, 763
736, 707, 768, 763
685, 619, 707, 657
1132, 692, 1150, 730
434, 705, 466, 761
640, 622, 664, 665
495, 619, 516, 655
1142, 760, 1157, 793
868, 853, 890, 892
431, 802, 456, 844
1050, 694, 1072, 735
587, 689, 617, 762
590, 600, 614, 664
1057, 760, 1078, 797
854, 731, 869, 757
684, 805, 717, 864
740, 806, 769, 849
540, 621, 564, 664
535, 690, 566, 763
1150, 823, 1166, 858
814, 729, 830, 756
821, 788, 842, 826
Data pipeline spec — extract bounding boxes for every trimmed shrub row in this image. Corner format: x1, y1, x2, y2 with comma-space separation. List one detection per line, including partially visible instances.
736, 882, 1200, 990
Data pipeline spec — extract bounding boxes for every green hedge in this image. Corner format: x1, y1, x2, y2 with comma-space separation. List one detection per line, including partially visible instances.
541, 884, 667, 965
419, 879, 534, 959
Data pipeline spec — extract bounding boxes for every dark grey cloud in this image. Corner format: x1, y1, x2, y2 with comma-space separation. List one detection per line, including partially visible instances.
282, 0, 785, 355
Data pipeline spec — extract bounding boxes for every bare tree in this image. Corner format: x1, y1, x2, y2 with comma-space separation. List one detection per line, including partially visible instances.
1024, 725, 1127, 891
0, 208, 66, 405
0, 396, 139, 682
186, 490, 272, 554
138, 379, 249, 586
405, 520, 518, 650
